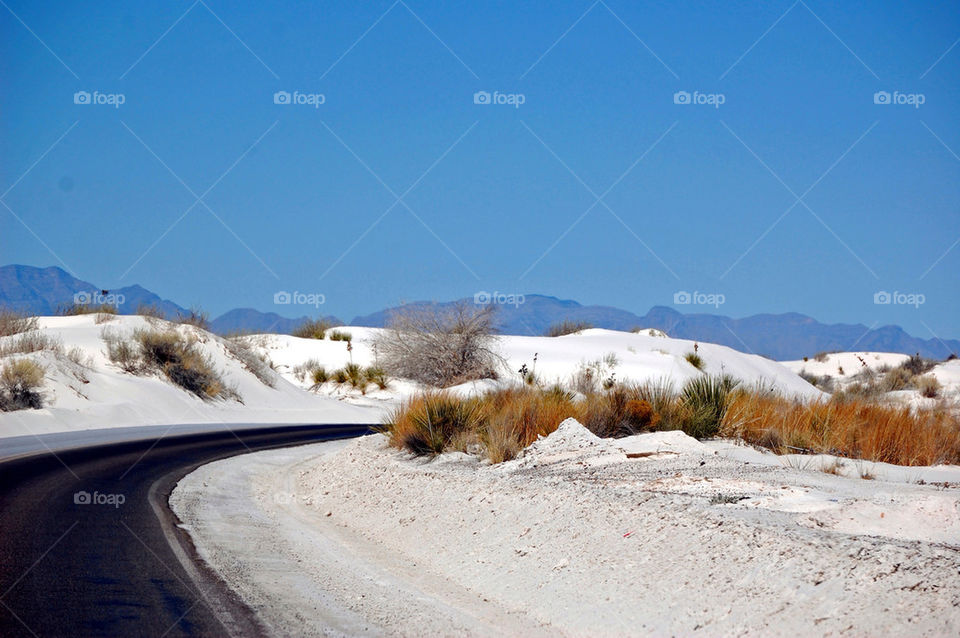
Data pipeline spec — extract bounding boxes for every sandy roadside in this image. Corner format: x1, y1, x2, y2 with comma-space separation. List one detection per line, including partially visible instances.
172, 424, 960, 636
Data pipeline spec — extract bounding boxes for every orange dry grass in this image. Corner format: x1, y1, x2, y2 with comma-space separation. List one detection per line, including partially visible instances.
722, 392, 960, 466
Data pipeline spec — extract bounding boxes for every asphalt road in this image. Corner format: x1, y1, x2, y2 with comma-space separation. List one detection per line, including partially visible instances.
0, 423, 373, 637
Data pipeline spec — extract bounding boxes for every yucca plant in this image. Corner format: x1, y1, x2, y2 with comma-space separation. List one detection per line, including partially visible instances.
680, 374, 739, 438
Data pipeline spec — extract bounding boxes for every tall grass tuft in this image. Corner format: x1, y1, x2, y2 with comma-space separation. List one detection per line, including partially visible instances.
386, 393, 483, 456
679, 375, 739, 438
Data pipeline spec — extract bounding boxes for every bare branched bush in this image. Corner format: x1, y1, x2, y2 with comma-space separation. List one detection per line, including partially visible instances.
373, 302, 502, 387
176, 306, 210, 331
0, 310, 39, 337
0, 358, 45, 411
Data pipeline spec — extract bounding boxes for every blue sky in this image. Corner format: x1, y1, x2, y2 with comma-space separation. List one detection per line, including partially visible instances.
2, 0, 958, 338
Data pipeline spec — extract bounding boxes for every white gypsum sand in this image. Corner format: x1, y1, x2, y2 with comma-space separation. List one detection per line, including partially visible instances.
173, 423, 960, 637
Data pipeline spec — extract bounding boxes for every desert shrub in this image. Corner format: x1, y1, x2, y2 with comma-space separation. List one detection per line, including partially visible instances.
333, 368, 349, 384
684, 351, 704, 371
293, 358, 322, 382
0, 358, 45, 410
679, 375, 739, 438
386, 393, 483, 456
341, 362, 366, 391
0, 331, 62, 357
0, 310, 38, 337
373, 301, 501, 387
136, 303, 167, 319
292, 319, 334, 340
65, 346, 92, 369
916, 375, 942, 399
101, 328, 235, 400
329, 330, 352, 342
722, 393, 960, 466
176, 306, 210, 330
311, 366, 329, 388
798, 369, 819, 387
58, 302, 117, 316
102, 329, 142, 373
224, 337, 275, 387
364, 366, 388, 390
812, 351, 831, 363
545, 319, 593, 337
570, 354, 619, 395
900, 353, 936, 376
480, 387, 578, 451
579, 387, 660, 437
880, 366, 914, 392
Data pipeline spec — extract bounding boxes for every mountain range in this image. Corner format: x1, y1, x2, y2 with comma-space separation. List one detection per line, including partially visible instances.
1, 265, 956, 361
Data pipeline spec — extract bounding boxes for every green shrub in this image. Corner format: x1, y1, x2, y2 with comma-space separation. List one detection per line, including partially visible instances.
680, 375, 739, 438
364, 366, 388, 390
329, 330, 352, 342
292, 319, 334, 340
311, 366, 329, 387
0, 358, 45, 410
545, 320, 593, 337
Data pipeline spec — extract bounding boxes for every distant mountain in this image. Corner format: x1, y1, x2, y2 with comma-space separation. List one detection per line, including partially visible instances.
352, 295, 960, 360
0, 265, 342, 336
2, 266, 957, 359
209, 308, 341, 335
0, 265, 187, 317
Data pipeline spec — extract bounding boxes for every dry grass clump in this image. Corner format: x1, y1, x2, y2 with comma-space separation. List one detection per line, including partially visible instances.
102, 327, 236, 400
0, 310, 38, 337
916, 375, 942, 399
0, 358, 45, 411
545, 319, 593, 337
0, 331, 63, 357
374, 301, 501, 387
224, 337, 275, 388
292, 319, 335, 340
136, 303, 167, 320
722, 393, 960, 466
578, 388, 660, 438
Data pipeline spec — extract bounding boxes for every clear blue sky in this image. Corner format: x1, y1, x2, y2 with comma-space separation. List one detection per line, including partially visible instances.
2, 0, 958, 338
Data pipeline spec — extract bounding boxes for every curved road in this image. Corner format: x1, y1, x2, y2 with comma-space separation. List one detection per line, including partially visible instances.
0, 423, 373, 637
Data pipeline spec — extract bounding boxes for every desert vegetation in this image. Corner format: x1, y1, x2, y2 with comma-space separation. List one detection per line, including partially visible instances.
294, 359, 389, 394
545, 319, 593, 337
0, 358, 45, 411
102, 327, 237, 400
0, 310, 39, 337
384, 375, 960, 467
291, 319, 335, 340
373, 301, 501, 387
